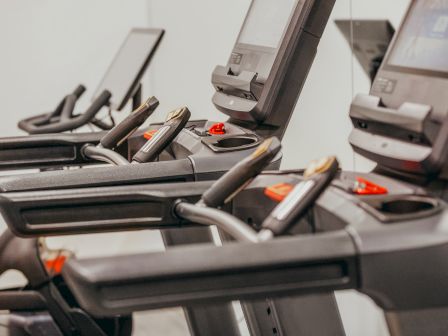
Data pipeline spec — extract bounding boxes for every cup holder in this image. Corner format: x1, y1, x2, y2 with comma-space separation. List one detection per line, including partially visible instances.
359, 195, 442, 223
379, 199, 435, 214
205, 135, 260, 152
214, 136, 258, 149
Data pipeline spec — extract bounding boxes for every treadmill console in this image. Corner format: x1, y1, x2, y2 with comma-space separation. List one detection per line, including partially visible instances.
211, 0, 335, 136
93, 28, 164, 111
349, 0, 448, 176
335, 20, 395, 82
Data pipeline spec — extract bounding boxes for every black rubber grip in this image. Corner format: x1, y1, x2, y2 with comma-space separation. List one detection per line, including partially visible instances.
18, 93, 75, 131
60, 94, 77, 120
202, 137, 282, 208
83, 90, 111, 120
91, 117, 115, 130
132, 107, 191, 163
100, 96, 159, 149
262, 157, 339, 235
73, 84, 86, 98
18, 84, 86, 134
43, 85, 86, 122
18, 90, 111, 134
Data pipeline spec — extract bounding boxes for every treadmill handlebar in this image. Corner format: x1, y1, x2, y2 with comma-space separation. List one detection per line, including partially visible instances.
100, 96, 159, 149
72, 84, 87, 99
59, 94, 77, 120
131, 106, 191, 163
45, 84, 87, 123
175, 201, 260, 243
201, 137, 281, 208
261, 156, 339, 235
18, 90, 111, 134
81, 144, 130, 166
175, 155, 338, 242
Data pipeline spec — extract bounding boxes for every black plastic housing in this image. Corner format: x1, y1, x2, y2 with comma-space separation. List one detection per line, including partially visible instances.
0, 181, 208, 236
212, 0, 336, 139
62, 232, 357, 317
0, 132, 122, 170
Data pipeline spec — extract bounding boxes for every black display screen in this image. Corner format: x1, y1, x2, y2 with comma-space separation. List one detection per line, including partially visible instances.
93, 29, 162, 110
387, 1, 448, 73
238, 0, 297, 49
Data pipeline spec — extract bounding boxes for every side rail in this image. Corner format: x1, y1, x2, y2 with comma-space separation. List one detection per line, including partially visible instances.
0, 181, 210, 236
0, 132, 121, 170
62, 232, 357, 317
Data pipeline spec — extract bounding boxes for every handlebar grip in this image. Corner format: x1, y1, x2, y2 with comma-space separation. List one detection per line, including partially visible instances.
262, 156, 339, 236
91, 117, 115, 130
18, 85, 89, 134
60, 94, 77, 120
39, 85, 85, 122
54, 85, 85, 120
202, 137, 282, 208
17, 114, 49, 134
82, 90, 111, 120
132, 106, 191, 163
17, 90, 111, 134
73, 84, 86, 98
47, 85, 86, 121
100, 96, 159, 149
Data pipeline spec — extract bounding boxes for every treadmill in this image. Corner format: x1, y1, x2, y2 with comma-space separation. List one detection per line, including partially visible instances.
6, 1, 448, 335
0, 0, 335, 186
16, 28, 164, 137
0, 1, 336, 335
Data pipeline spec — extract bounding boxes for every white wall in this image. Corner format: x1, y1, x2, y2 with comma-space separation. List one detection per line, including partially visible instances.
0, 1, 411, 336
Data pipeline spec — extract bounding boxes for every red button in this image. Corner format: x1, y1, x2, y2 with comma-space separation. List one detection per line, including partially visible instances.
354, 177, 388, 195
144, 129, 158, 140
209, 122, 226, 135
45, 255, 67, 275
264, 183, 294, 202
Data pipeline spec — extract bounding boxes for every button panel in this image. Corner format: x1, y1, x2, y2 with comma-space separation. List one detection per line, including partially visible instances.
230, 52, 243, 65
373, 77, 397, 94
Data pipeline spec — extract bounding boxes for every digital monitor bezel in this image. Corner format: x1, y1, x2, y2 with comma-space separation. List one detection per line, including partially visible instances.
93, 28, 164, 111
234, 0, 299, 53
382, 1, 448, 79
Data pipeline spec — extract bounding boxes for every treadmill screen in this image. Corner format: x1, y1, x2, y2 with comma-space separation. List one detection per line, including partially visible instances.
238, 0, 297, 49
387, 1, 448, 73
93, 29, 162, 110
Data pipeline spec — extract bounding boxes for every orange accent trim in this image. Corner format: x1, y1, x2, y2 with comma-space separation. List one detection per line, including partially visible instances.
354, 177, 388, 195
264, 183, 294, 202
144, 129, 158, 140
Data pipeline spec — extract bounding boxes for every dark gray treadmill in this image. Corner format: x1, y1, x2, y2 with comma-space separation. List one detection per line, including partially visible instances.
55, 172, 448, 336
0, 0, 338, 335
0, 0, 334, 182
20, 2, 448, 336
62, 232, 357, 316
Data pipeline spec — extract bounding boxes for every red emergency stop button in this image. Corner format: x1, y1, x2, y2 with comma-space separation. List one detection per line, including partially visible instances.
144, 129, 158, 140
208, 122, 226, 135
354, 177, 388, 195
45, 255, 67, 275
264, 183, 294, 202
